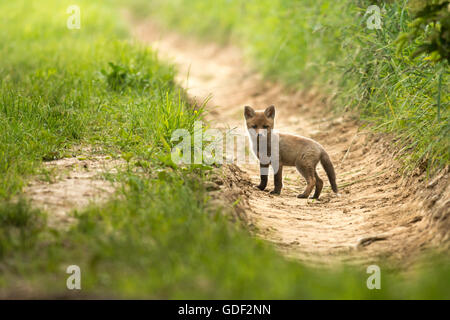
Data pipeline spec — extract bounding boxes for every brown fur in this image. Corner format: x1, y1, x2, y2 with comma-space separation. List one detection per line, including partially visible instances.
245, 105, 338, 199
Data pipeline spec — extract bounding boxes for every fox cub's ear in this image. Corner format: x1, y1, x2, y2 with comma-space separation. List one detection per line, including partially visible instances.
244, 106, 255, 119
264, 105, 275, 119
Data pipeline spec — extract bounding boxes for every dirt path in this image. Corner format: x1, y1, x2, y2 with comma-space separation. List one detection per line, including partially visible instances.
24, 148, 123, 228
132, 18, 449, 268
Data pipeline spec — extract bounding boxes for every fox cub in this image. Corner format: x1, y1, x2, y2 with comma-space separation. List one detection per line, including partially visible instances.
244, 105, 338, 199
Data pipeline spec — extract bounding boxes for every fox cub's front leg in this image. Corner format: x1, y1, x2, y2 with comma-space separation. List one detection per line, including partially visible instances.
257, 164, 269, 190
270, 165, 283, 195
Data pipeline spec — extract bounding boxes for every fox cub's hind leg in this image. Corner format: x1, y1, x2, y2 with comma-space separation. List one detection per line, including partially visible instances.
312, 171, 323, 199
295, 160, 316, 199
256, 164, 269, 190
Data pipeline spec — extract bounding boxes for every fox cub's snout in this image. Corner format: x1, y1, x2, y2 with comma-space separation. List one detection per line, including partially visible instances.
244, 105, 338, 199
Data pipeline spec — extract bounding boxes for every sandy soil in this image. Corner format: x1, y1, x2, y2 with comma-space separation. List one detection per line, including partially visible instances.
132, 19, 449, 268
24, 149, 123, 228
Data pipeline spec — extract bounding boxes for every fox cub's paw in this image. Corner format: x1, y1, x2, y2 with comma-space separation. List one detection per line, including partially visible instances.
256, 184, 266, 191
269, 190, 281, 195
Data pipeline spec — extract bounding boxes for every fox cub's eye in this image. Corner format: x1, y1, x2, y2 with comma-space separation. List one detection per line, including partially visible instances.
252, 125, 257, 129
263, 125, 269, 129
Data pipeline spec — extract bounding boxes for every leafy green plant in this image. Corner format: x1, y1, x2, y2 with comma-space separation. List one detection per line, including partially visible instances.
397, 0, 450, 62
101, 59, 176, 92
101, 62, 129, 91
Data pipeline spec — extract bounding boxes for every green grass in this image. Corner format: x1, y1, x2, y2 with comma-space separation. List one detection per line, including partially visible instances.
134, 0, 449, 175
0, 0, 449, 299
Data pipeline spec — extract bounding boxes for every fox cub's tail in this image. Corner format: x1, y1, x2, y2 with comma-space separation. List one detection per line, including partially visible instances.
320, 151, 338, 193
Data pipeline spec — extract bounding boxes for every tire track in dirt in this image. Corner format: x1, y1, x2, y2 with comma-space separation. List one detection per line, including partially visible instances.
132, 19, 449, 268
